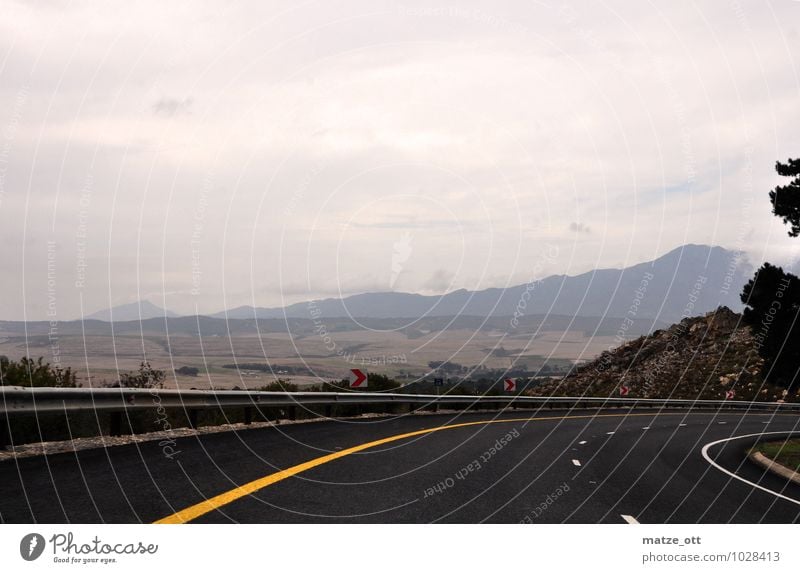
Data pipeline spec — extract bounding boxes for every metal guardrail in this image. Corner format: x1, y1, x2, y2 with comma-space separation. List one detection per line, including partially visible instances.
2, 386, 799, 415
0, 386, 800, 448
1, 386, 798, 447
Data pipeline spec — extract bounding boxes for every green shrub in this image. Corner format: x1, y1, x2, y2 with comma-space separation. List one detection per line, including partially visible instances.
0, 356, 78, 387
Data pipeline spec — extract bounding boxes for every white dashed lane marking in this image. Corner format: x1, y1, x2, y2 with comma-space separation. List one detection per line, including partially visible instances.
621, 514, 640, 524
572, 459, 582, 467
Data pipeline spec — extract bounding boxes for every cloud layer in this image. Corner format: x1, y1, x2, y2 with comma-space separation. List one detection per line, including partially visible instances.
0, 0, 799, 320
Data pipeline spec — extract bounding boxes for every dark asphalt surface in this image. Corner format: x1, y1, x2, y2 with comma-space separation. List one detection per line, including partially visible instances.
1, 408, 799, 523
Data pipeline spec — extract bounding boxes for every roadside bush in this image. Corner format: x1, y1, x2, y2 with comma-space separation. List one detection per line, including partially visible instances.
0, 356, 79, 387
114, 362, 165, 388
255, 380, 300, 392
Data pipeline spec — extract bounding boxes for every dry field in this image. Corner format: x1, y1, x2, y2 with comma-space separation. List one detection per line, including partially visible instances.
0, 324, 618, 389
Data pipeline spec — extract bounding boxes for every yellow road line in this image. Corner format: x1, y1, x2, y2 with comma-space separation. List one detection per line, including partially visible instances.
152, 411, 694, 524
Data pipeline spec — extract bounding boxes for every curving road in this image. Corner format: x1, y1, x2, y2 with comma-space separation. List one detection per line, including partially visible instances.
1, 408, 799, 524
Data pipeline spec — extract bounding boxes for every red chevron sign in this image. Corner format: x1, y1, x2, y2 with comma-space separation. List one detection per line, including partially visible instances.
349, 368, 367, 388
504, 378, 516, 392
619, 385, 630, 397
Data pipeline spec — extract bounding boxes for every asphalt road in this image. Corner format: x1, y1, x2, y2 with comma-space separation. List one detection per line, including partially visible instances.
1, 408, 799, 523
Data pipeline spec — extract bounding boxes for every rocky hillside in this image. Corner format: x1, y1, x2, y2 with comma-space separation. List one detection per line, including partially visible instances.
531, 307, 795, 402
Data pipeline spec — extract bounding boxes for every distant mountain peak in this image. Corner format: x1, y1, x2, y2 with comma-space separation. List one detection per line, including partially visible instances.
84, 299, 178, 322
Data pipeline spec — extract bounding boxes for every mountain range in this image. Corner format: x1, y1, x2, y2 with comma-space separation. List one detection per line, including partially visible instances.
212, 244, 751, 325
84, 244, 751, 325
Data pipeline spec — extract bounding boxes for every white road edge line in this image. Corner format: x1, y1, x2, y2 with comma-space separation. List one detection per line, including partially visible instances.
700, 431, 800, 507
572, 459, 582, 467
621, 514, 640, 524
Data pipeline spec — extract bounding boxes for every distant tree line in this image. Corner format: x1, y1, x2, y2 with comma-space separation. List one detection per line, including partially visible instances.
175, 366, 199, 377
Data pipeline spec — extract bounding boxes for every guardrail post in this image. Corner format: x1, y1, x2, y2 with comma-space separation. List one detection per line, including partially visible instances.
0, 416, 9, 449
325, 405, 333, 418
109, 412, 122, 437
188, 410, 199, 429
244, 407, 252, 425
288, 406, 296, 421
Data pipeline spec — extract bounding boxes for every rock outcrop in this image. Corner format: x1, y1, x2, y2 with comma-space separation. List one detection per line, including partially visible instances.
531, 307, 795, 402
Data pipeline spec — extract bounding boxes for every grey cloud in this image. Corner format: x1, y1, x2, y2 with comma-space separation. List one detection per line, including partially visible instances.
152, 96, 193, 117
569, 222, 591, 234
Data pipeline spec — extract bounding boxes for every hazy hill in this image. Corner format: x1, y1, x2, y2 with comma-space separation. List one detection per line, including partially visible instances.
84, 300, 178, 322
0, 313, 665, 339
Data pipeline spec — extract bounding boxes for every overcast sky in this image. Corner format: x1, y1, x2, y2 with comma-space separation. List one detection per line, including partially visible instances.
1, 0, 799, 320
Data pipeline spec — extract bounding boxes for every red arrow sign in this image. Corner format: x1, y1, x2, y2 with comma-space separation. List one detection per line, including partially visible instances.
619, 385, 630, 397
725, 389, 735, 400
349, 368, 367, 388
504, 378, 516, 392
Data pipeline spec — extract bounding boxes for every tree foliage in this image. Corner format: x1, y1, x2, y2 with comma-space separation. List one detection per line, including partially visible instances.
256, 380, 300, 392
116, 361, 165, 388
0, 356, 79, 387
175, 366, 199, 377
740, 157, 800, 389
427, 361, 466, 373
740, 262, 800, 389
769, 157, 800, 237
